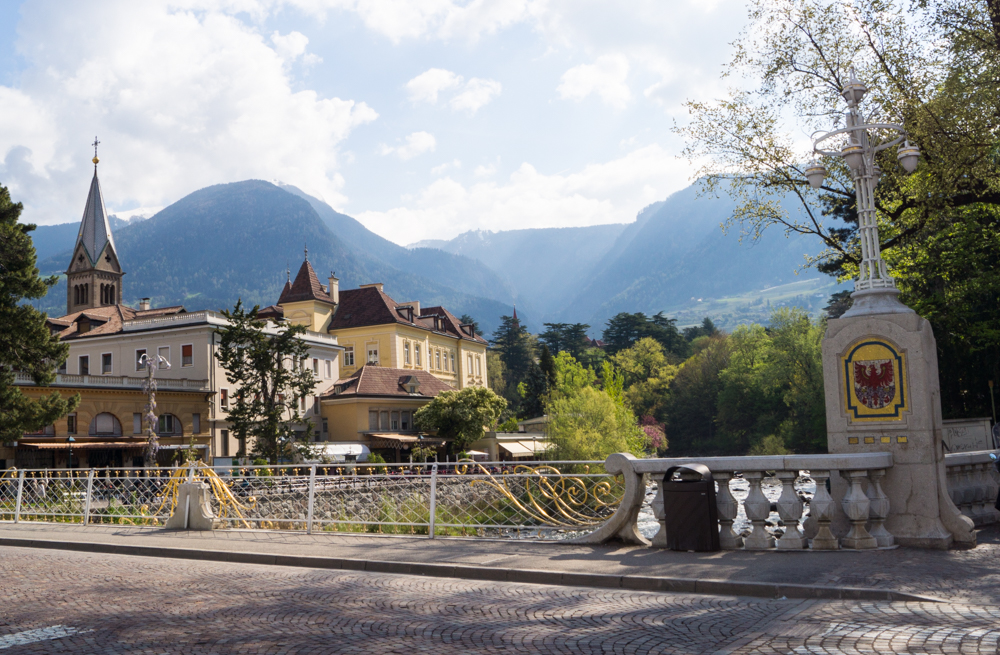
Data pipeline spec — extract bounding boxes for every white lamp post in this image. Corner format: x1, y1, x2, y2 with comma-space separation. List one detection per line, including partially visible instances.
809, 69, 920, 317
139, 353, 171, 466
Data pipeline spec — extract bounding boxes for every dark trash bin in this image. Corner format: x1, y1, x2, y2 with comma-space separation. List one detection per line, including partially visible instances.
662, 464, 720, 552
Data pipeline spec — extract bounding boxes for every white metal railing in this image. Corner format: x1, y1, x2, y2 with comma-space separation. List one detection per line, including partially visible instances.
0, 461, 619, 538
13, 372, 209, 390
945, 450, 1000, 527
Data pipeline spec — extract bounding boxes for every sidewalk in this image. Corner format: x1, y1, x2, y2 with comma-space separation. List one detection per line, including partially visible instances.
1, 521, 997, 605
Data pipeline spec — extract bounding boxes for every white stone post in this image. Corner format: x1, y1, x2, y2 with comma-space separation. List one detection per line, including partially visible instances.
715, 472, 742, 550
775, 471, 805, 550
866, 469, 893, 547
840, 470, 877, 549
970, 464, 987, 523
306, 464, 316, 534
428, 463, 438, 539
14, 470, 24, 523
809, 470, 839, 550
742, 471, 774, 550
83, 469, 95, 526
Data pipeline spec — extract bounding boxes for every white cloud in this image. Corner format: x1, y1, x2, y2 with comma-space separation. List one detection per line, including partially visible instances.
405, 68, 501, 113
558, 54, 631, 109
1, 2, 375, 224
270, 30, 322, 65
473, 163, 496, 177
431, 159, 462, 175
450, 77, 502, 112
380, 131, 437, 160
406, 68, 463, 104
357, 144, 692, 245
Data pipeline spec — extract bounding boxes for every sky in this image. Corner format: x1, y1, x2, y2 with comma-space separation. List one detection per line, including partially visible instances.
0, 0, 748, 246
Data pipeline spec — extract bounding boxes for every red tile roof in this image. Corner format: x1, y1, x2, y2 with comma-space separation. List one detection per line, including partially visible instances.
50, 304, 186, 340
278, 260, 334, 305
323, 365, 454, 399
327, 286, 488, 344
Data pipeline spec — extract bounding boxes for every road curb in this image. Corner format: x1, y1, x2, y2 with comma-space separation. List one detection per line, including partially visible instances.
0, 536, 943, 603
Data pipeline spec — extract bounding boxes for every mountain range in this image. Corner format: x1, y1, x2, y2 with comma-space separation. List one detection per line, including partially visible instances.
28, 179, 840, 337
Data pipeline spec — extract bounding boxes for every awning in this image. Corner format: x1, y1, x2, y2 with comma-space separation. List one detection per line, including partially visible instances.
464, 450, 488, 456
369, 433, 419, 443
370, 434, 446, 450
499, 441, 534, 457
518, 440, 552, 453
307, 443, 371, 462
20, 442, 146, 450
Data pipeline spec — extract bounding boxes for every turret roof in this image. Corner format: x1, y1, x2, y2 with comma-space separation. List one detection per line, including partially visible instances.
278, 259, 334, 305
74, 170, 117, 265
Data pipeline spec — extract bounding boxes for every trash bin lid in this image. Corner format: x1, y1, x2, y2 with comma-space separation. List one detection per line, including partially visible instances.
664, 463, 712, 482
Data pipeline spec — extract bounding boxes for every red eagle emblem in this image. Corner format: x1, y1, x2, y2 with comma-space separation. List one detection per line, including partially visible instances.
853, 359, 895, 409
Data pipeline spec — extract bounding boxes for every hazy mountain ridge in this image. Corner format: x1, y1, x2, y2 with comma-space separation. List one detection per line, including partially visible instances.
31, 180, 515, 334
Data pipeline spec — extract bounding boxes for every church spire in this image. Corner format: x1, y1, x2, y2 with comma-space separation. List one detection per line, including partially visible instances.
65, 138, 124, 315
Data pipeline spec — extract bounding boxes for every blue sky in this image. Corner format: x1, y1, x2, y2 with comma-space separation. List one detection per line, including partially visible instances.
0, 0, 748, 245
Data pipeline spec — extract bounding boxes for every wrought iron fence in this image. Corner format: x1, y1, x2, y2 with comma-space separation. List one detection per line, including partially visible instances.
0, 461, 623, 539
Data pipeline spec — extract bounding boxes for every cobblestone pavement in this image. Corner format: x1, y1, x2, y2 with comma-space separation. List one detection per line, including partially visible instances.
1, 547, 999, 654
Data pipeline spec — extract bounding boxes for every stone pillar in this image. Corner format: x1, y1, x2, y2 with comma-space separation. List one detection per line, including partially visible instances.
823, 312, 974, 549
165, 482, 216, 531
715, 472, 742, 550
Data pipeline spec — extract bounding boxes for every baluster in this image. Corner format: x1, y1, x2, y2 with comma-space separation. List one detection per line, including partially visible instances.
742, 471, 774, 550
715, 472, 742, 550
651, 482, 668, 547
809, 470, 839, 550
840, 470, 877, 549
959, 465, 975, 519
866, 468, 893, 547
775, 470, 805, 549
984, 462, 1000, 524
946, 465, 961, 509
971, 464, 987, 524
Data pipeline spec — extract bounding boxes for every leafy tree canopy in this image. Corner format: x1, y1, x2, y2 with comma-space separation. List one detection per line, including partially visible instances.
601, 312, 688, 358
414, 385, 507, 451
215, 300, 317, 463
539, 323, 592, 359
0, 185, 78, 443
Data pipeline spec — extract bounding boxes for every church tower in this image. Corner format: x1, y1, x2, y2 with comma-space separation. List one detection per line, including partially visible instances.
65, 138, 124, 315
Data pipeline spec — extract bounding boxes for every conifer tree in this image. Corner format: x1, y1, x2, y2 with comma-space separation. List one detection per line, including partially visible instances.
0, 185, 79, 443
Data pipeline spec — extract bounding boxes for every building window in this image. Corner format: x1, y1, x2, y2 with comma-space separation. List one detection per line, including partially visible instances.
221, 429, 230, 457
368, 410, 378, 431
435, 350, 441, 370
344, 347, 355, 366
404, 341, 410, 364
300, 395, 306, 411
101, 353, 113, 374
181, 344, 193, 367
58, 360, 67, 374
133, 413, 142, 434
391, 411, 399, 430
467, 353, 473, 374
79, 355, 90, 376
314, 396, 321, 415
67, 414, 77, 434
135, 349, 147, 371
367, 348, 378, 365
401, 411, 410, 431
415, 344, 421, 366
380, 411, 389, 430
325, 359, 332, 378
450, 352, 455, 372
158, 414, 180, 435
322, 419, 328, 436
158, 346, 170, 365
475, 355, 481, 376
89, 413, 122, 436
192, 413, 201, 434
313, 358, 319, 374
220, 388, 229, 409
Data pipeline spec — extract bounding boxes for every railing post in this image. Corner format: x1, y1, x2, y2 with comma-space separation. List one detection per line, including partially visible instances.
428, 463, 438, 539
775, 471, 805, 550
840, 469, 876, 549
306, 464, 316, 534
866, 468, 893, 547
742, 471, 774, 550
83, 469, 95, 526
809, 470, 839, 550
14, 471, 24, 523
715, 472, 742, 550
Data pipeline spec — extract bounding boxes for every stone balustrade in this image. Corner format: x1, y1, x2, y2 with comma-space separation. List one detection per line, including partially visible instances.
575, 452, 894, 551
944, 450, 1000, 527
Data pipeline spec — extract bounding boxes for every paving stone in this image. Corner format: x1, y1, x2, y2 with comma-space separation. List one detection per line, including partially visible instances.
1, 547, 1000, 654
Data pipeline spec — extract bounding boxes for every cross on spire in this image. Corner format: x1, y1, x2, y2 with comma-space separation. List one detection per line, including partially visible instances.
304, 243, 308, 261
91, 136, 100, 169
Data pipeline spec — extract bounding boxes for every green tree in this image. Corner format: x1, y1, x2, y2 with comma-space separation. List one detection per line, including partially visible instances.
715, 325, 784, 455
0, 185, 78, 443
550, 351, 597, 399
610, 338, 678, 419
414, 386, 507, 451
215, 300, 317, 463
490, 314, 536, 412
539, 322, 592, 359
602, 312, 688, 358
662, 335, 732, 455
764, 308, 827, 453
458, 314, 481, 338
547, 386, 648, 461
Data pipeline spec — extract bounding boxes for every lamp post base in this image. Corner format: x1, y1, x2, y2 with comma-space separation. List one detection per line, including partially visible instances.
841, 287, 914, 318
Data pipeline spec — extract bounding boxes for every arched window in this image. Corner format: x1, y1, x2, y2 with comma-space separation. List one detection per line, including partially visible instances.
89, 412, 122, 436
157, 414, 182, 435
73, 285, 79, 305
83, 284, 88, 304
110, 284, 115, 304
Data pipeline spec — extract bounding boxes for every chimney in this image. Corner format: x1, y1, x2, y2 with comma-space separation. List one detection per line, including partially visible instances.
139, 298, 151, 311
328, 272, 339, 304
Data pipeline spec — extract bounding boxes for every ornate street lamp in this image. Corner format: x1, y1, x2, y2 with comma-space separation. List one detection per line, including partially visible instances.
808, 69, 920, 317
67, 436, 75, 469
139, 353, 171, 467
